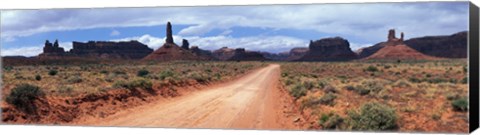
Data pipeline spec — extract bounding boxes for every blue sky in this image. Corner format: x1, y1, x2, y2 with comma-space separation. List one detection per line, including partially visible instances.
0, 2, 469, 56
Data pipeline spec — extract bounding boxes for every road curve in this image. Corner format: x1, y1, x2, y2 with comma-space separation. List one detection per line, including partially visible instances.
77, 64, 299, 130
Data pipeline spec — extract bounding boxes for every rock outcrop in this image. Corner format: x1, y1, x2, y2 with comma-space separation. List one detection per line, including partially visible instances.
38, 39, 153, 59
260, 51, 290, 61
190, 46, 216, 60
227, 48, 268, 61
143, 22, 208, 61
212, 47, 236, 61
166, 22, 174, 44
182, 39, 190, 50
38, 40, 67, 57
285, 47, 309, 61
404, 31, 467, 58
357, 31, 467, 59
365, 29, 437, 60
212, 47, 267, 61
70, 40, 153, 59
296, 37, 357, 61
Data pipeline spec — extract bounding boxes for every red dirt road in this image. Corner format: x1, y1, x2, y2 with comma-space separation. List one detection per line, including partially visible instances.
77, 64, 301, 129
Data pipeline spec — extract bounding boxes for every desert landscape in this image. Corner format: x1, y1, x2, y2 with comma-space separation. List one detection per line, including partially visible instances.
0, 2, 471, 133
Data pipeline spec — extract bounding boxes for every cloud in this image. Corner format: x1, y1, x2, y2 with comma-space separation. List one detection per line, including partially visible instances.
110, 30, 120, 36
1, 46, 42, 56
1, 42, 72, 57
1, 2, 468, 45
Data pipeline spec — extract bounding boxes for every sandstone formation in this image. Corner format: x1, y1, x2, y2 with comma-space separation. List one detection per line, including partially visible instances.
296, 37, 357, 61
404, 31, 467, 58
260, 51, 290, 61
357, 31, 467, 59
285, 47, 309, 61
143, 22, 209, 61
182, 39, 190, 50
38, 39, 153, 59
227, 48, 268, 61
212, 47, 268, 61
38, 40, 67, 57
365, 29, 437, 60
212, 47, 236, 61
166, 22, 174, 44
190, 46, 216, 60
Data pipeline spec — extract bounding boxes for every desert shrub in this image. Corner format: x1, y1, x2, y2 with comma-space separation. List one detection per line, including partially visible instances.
281, 72, 289, 77
323, 85, 337, 93
6, 84, 45, 114
451, 98, 468, 111
158, 70, 175, 80
461, 77, 468, 84
344, 85, 355, 91
100, 70, 109, 74
354, 79, 385, 95
318, 79, 329, 89
113, 70, 127, 75
284, 78, 294, 86
58, 85, 73, 95
319, 112, 344, 130
347, 102, 397, 131
67, 76, 83, 83
318, 93, 337, 106
113, 78, 152, 91
393, 79, 411, 88
408, 77, 422, 83
137, 69, 150, 77
446, 92, 461, 101
48, 70, 58, 76
35, 74, 42, 81
303, 80, 315, 90
365, 66, 379, 72
427, 78, 448, 84
290, 84, 307, 99
190, 72, 210, 83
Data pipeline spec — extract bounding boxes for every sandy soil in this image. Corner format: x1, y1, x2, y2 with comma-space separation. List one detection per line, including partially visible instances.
75, 64, 301, 130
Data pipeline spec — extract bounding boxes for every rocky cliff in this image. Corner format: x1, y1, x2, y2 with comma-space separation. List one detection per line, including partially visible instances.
364, 29, 437, 60
70, 40, 153, 59
38, 40, 153, 59
357, 31, 467, 59
143, 22, 209, 61
227, 48, 268, 61
296, 37, 357, 61
404, 31, 467, 58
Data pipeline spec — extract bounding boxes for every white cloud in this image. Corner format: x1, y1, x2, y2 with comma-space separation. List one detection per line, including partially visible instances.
1, 46, 43, 56
110, 30, 120, 36
1, 2, 468, 46
1, 42, 72, 57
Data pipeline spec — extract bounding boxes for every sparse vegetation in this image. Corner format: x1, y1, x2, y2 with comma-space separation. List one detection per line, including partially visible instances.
48, 69, 58, 76
280, 60, 467, 132
347, 102, 397, 131
6, 84, 45, 114
451, 98, 468, 111
137, 69, 150, 77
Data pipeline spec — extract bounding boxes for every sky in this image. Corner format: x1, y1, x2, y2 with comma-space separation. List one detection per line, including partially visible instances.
0, 2, 469, 56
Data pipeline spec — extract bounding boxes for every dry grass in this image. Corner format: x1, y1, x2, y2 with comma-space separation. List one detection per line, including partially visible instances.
279, 59, 468, 132
2, 61, 266, 97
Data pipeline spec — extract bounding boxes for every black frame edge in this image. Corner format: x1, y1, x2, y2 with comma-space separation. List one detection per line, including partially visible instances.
469, 1, 480, 133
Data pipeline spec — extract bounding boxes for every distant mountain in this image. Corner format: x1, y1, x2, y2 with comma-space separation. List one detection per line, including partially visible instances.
38, 40, 153, 59
364, 29, 437, 60
404, 31, 467, 58
357, 31, 467, 59
227, 48, 268, 61
295, 37, 357, 61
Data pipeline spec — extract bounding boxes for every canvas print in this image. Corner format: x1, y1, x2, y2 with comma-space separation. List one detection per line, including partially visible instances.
0, 2, 471, 133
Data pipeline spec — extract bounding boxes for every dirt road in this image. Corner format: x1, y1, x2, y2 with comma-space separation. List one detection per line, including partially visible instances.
78, 64, 300, 129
